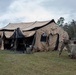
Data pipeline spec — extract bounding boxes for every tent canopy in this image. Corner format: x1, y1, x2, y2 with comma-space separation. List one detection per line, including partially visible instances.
0, 19, 55, 38
0, 19, 55, 31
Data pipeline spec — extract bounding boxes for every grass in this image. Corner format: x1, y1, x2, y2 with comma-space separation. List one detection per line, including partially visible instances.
0, 50, 76, 75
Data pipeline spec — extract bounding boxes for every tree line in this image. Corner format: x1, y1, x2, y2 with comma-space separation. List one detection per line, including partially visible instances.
57, 17, 76, 39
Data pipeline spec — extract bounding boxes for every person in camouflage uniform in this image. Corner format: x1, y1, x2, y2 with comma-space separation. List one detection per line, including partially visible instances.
69, 40, 76, 58
59, 37, 71, 56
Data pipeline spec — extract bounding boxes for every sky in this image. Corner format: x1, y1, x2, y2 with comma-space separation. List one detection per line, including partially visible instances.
0, 0, 76, 28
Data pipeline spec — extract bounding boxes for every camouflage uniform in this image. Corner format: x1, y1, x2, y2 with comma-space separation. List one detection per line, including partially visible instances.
69, 41, 76, 58
59, 38, 71, 55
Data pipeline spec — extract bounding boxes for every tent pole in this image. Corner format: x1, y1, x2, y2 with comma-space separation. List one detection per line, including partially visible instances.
15, 29, 17, 50
1, 32, 4, 50
31, 32, 36, 51
1, 38, 4, 50
14, 29, 17, 51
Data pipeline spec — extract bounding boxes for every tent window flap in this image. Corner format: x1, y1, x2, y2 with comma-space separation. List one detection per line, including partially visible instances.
40, 33, 47, 42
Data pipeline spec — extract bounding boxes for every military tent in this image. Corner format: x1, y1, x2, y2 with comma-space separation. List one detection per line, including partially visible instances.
0, 19, 69, 51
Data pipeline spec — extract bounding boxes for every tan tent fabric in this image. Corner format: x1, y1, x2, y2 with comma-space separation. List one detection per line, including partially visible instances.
2, 22, 35, 30
4, 29, 35, 38
23, 20, 50, 31
34, 22, 69, 51
23, 31, 35, 37
0, 19, 69, 51
0, 31, 3, 37
4, 31, 14, 38
34, 30, 49, 51
48, 34, 58, 50
2, 20, 50, 31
